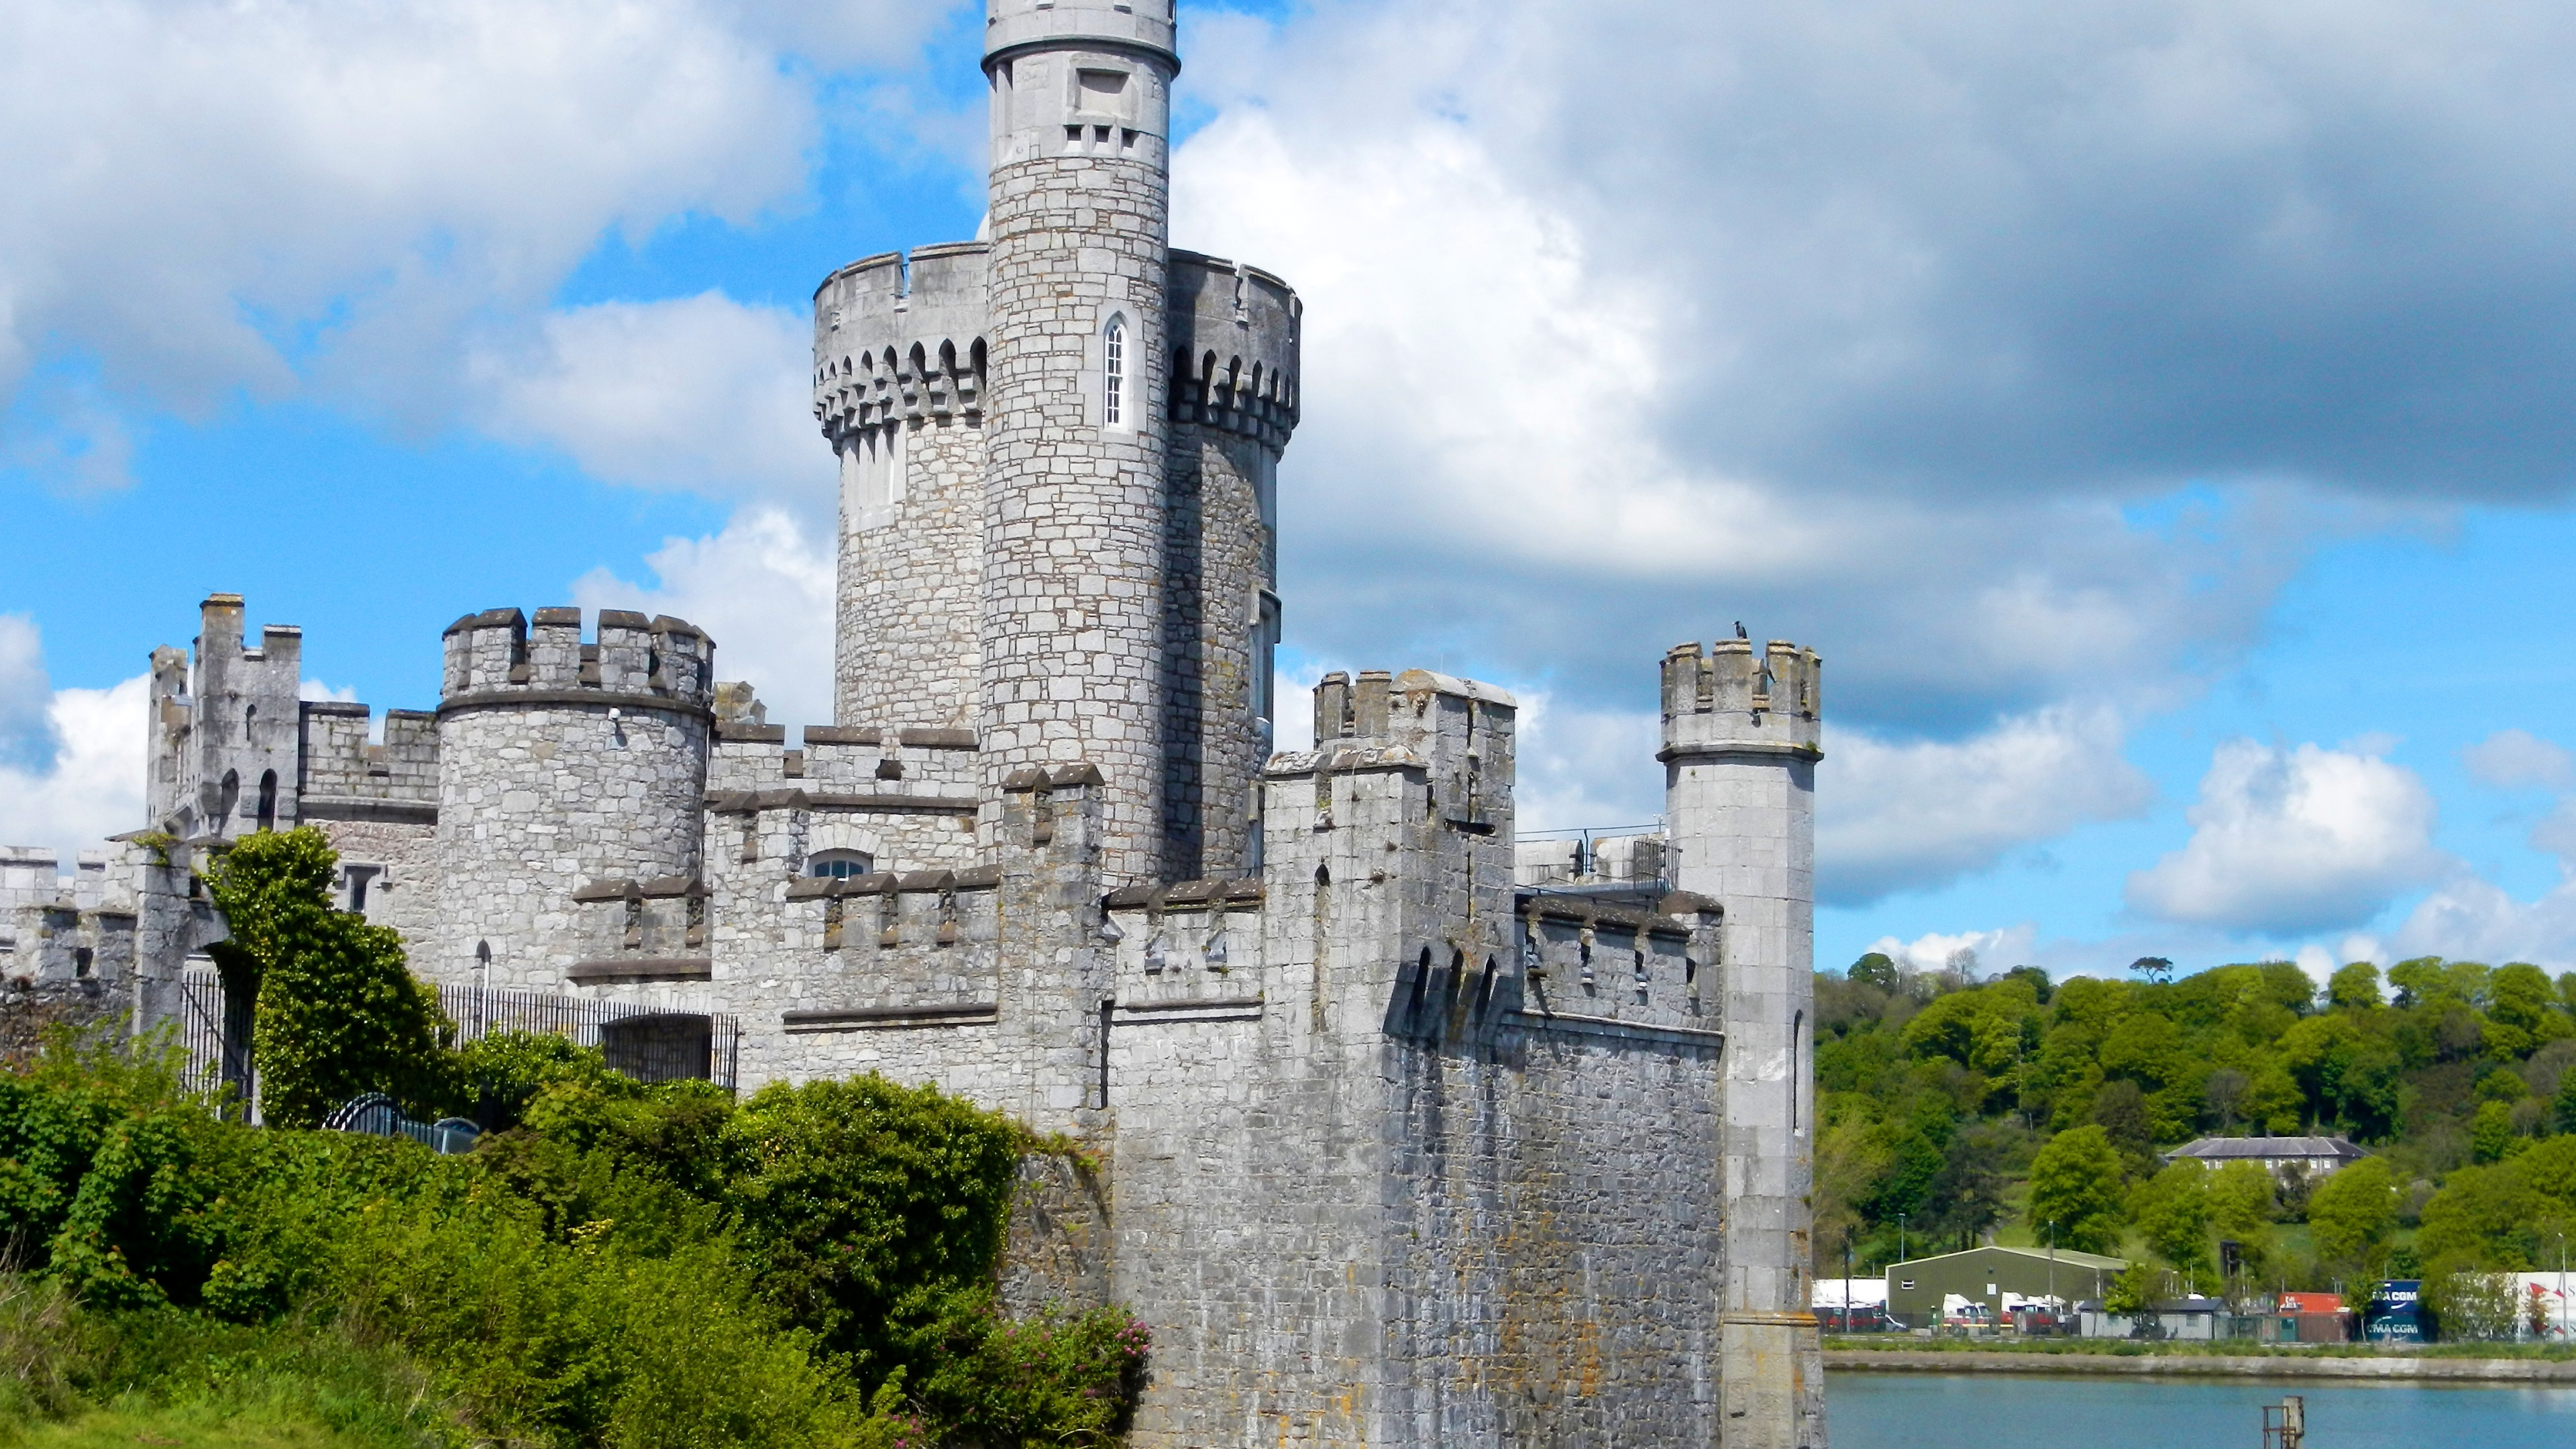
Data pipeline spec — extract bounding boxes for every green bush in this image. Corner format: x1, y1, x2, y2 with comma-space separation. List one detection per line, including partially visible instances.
455, 1031, 613, 1134
201, 830, 458, 1126
0, 1030, 1140, 1449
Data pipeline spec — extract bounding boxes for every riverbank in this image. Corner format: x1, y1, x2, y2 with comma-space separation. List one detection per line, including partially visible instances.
1826, 1340, 2576, 1381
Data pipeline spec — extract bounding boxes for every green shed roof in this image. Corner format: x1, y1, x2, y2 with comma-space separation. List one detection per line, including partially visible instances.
1889, 1244, 2127, 1274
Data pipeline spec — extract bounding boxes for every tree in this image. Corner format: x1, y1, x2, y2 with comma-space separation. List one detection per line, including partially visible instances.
2129, 1159, 2212, 1273
2206, 1161, 2277, 1279
1919, 1122, 2015, 1250
2491, 963, 2571, 1055
2204, 1068, 2249, 1130
2328, 962, 2384, 1011
201, 828, 457, 1128
2414, 1136, 2576, 1270
2090, 1079, 2155, 1172
2129, 957, 2174, 986
2387, 957, 2447, 1009
2027, 1125, 2126, 1254
1847, 953, 1900, 992
2471, 1100, 2518, 1165
2560, 1060, 2576, 1136
2241, 1065, 2306, 1135
2307, 1157, 2399, 1279
2002, 965, 2053, 1005
2102, 1261, 2157, 1316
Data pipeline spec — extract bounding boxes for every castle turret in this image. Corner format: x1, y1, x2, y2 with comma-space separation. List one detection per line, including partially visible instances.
1660, 635, 1827, 1449
1162, 252, 1298, 878
431, 607, 714, 988
146, 593, 305, 841
816, 243, 990, 733
978, 0, 1181, 883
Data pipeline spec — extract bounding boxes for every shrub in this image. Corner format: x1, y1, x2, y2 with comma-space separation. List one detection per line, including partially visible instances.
201, 829, 458, 1126
0, 1034, 1145, 1449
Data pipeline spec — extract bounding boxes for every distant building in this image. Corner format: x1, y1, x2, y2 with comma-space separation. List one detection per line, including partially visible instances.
2168, 1135, 2369, 1181
1884, 1245, 2127, 1329
2259, 1291, 2352, 1344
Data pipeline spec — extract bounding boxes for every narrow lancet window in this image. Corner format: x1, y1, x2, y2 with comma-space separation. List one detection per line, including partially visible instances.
1104, 317, 1126, 427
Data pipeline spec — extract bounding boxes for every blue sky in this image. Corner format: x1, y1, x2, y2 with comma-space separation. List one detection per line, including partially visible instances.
10, 0, 2576, 985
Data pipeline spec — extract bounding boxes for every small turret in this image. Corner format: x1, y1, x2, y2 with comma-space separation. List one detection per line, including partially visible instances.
145, 593, 305, 841
432, 607, 716, 989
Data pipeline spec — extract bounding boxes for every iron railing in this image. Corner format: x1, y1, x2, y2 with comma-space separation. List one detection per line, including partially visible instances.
439, 983, 739, 1090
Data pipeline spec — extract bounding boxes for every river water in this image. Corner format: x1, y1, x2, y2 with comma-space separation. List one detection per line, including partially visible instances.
1827, 1369, 2576, 1448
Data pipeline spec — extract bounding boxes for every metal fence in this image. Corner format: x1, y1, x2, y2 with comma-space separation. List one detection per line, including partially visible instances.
176, 967, 250, 1100
439, 983, 740, 1090
177, 969, 740, 1104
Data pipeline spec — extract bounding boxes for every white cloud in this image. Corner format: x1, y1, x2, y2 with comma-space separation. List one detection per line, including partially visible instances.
1818, 706, 2153, 904
1862, 925, 2040, 979
1508, 695, 1663, 835
2127, 738, 2447, 933
2384, 877, 2576, 970
0, 0, 957, 486
0, 672, 148, 864
1168, 0, 2445, 753
572, 507, 837, 728
470, 293, 830, 517
2463, 727, 2575, 791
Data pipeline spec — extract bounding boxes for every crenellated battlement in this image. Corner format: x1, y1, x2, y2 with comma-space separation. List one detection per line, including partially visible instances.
1658, 635, 1823, 761
1167, 252, 1300, 449
1305, 669, 1515, 800
297, 702, 437, 820
708, 722, 985, 798
439, 607, 714, 714
812, 243, 989, 446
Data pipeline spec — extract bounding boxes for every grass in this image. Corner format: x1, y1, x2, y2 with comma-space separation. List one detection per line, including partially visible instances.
0, 1278, 455, 1449
3, 1396, 417, 1449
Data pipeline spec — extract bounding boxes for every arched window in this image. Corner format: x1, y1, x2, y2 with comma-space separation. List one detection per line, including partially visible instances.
255, 769, 278, 833
808, 849, 875, 879
1102, 315, 1127, 427
1790, 1009, 1806, 1132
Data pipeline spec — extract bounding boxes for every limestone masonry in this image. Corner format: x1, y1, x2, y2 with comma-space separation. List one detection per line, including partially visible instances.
3, 4, 1825, 1444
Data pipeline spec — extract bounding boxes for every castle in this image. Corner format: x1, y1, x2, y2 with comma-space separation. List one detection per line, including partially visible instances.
0, 4, 1827, 1445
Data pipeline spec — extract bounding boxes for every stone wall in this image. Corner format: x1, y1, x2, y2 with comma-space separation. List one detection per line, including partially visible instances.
997, 1150, 1114, 1317
297, 702, 437, 811
0, 979, 128, 1065
1385, 1026, 1724, 1447
148, 594, 306, 841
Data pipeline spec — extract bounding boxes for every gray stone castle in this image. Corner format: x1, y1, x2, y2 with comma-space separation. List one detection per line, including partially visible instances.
1, 4, 1827, 1444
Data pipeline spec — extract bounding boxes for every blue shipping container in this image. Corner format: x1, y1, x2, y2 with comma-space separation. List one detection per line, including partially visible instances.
2365, 1280, 2424, 1342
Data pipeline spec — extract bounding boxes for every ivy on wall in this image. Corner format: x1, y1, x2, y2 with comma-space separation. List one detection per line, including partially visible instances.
200, 828, 457, 1127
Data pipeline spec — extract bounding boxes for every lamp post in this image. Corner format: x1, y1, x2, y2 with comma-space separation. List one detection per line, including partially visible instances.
2047, 1220, 2057, 1326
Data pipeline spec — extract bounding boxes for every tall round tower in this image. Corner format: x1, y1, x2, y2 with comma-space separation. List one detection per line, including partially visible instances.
1660, 635, 1829, 1449
431, 607, 714, 989
978, 0, 1181, 884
